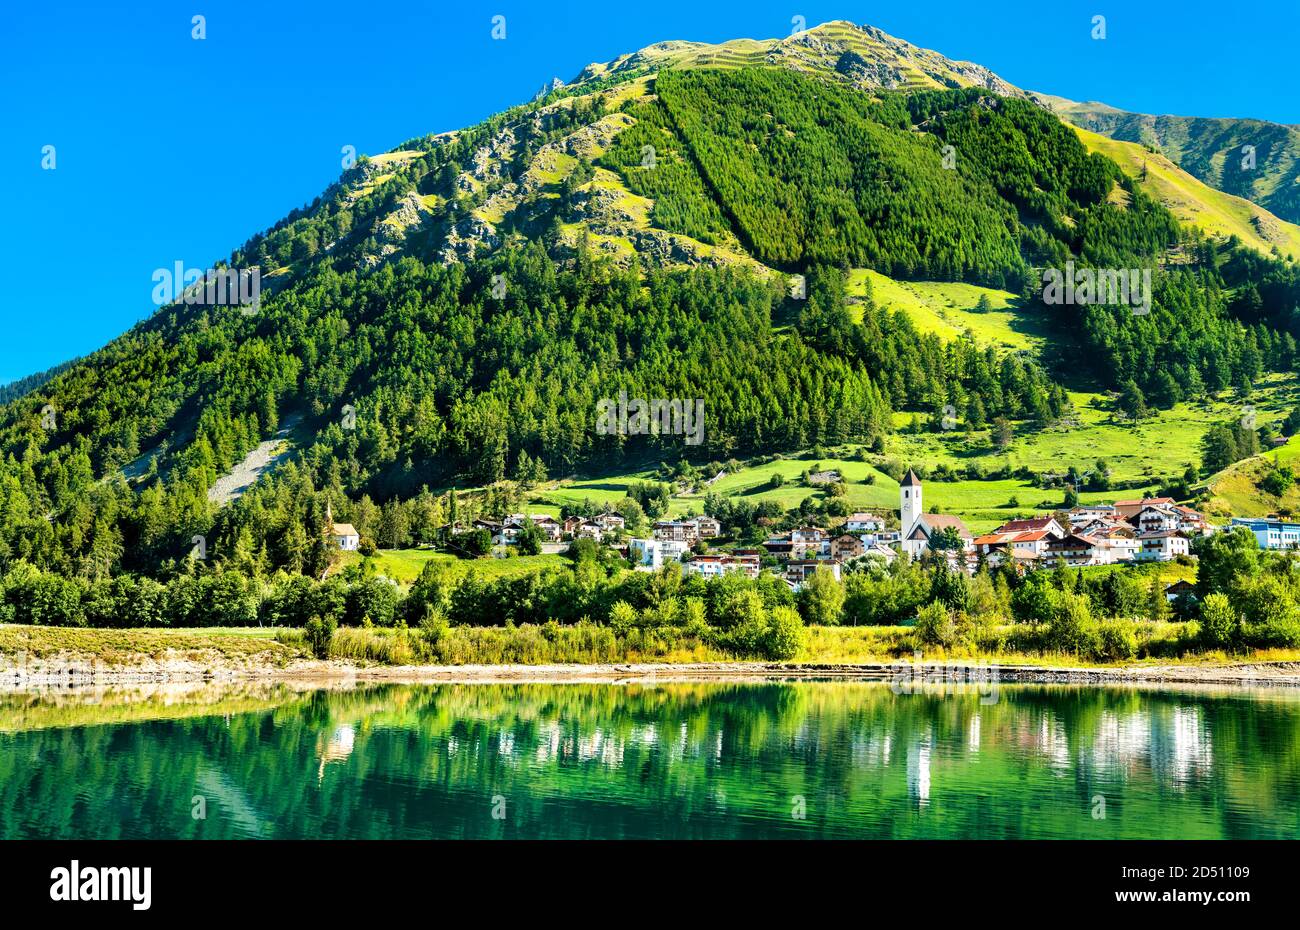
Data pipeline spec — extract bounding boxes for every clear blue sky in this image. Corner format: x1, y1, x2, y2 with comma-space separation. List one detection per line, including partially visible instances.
3, 1, 1297, 384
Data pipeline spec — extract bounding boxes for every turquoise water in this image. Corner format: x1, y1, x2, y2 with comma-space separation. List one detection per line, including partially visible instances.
1, 680, 1297, 839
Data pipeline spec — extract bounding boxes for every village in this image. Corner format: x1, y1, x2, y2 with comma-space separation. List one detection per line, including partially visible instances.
367, 468, 1300, 594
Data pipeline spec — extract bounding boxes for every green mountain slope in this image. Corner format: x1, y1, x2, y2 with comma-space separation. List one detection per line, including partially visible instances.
1043, 94, 1300, 227
1069, 125, 1300, 259
4, 20, 1300, 588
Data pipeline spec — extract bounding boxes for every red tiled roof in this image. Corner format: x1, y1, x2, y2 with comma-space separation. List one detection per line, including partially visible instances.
994, 516, 1059, 533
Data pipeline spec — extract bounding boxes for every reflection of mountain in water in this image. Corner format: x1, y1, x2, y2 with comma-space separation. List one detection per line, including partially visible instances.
0, 682, 1295, 839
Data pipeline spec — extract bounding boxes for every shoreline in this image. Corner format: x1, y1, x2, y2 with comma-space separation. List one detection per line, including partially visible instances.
4, 654, 1300, 690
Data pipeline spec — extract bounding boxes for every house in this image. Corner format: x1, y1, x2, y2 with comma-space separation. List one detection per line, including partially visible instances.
329, 521, 360, 551
1136, 530, 1190, 561
1134, 505, 1180, 535
1068, 504, 1116, 526
901, 514, 973, 560
562, 516, 585, 537
1230, 517, 1300, 550
684, 553, 760, 580
1114, 497, 1175, 520
791, 526, 831, 559
628, 538, 689, 569
728, 552, 762, 579
785, 559, 841, 586
471, 518, 516, 546
653, 520, 697, 543
683, 555, 731, 578
1088, 521, 1139, 561
1172, 505, 1210, 535
1044, 532, 1111, 566
791, 526, 828, 544
594, 512, 626, 532
863, 542, 898, 565
575, 522, 604, 542
1164, 579, 1197, 603
530, 515, 563, 541
974, 529, 1056, 559
325, 502, 360, 551
693, 516, 722, 539
845, 512, 885, 534
831, 533, 865, 561
984, 547, 1041, 573
761, 535, 794, 559
491, 516, 533, 546
991, 516, 1066, 539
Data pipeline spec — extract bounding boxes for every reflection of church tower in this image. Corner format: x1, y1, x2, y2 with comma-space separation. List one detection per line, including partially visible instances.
900, 469, 922, 535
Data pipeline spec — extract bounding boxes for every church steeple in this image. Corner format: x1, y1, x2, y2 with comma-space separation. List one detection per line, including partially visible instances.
900, 470, 922, 535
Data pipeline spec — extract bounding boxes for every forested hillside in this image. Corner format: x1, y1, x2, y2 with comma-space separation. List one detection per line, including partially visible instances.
3, 20, 1300, 593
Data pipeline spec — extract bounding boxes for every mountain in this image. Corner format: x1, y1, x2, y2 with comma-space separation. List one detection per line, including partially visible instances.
572, 20, 1025, 96
4, 20, 1300, 583
1043, 95, 1300, 229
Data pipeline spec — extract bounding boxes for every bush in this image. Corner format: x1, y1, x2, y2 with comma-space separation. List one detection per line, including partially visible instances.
1096, 620, 1138, 661
457, 529, 493, 557
1048, 592, 1099, 656
609, 600, 638, 634
419, 607, 450, 652
1250, 611, 1300, 649
1198, 592, 1240, 649
797, 567, 845, 625
914, 601, 957, 647
304, 614, 337, 659
764, 606, 805, 660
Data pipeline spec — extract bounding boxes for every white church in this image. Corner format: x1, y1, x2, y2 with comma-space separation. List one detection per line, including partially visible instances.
897, 469, 974, 560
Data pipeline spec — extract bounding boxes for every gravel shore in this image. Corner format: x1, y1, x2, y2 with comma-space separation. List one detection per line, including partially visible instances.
4, 653, 1299, 690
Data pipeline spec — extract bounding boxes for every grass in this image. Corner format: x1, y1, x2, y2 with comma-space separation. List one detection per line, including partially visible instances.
1207, 450, 1300, 519
334, 550, 571, 586
847, 269, 1044, 352
1074, 126, 1300, 259
899, 375, 1299, 480
280, 621, 729, 665
8, 620, 1299, 671
0, 625, 305, 664
367, 150, 420, 167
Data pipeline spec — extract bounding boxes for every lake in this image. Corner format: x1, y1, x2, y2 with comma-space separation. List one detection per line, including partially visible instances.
1, 679, 1297, 839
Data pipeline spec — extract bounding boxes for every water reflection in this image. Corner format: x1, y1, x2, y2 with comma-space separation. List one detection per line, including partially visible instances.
0, 681, 1297, 839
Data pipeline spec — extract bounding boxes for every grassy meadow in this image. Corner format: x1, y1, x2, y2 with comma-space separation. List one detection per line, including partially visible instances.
333, 549, 570, 587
